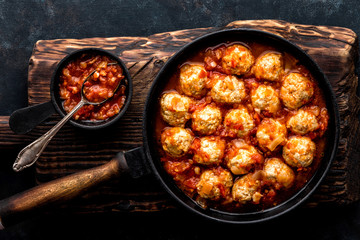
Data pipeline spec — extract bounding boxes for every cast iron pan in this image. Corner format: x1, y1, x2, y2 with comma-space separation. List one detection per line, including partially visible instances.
9, 48, 133, 134
0, 29, 340, 228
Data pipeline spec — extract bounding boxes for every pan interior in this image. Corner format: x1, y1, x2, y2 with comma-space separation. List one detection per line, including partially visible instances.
143, 29, 339, 223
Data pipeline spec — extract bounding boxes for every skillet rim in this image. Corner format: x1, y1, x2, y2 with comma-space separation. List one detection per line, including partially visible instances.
143, 28, 340, 224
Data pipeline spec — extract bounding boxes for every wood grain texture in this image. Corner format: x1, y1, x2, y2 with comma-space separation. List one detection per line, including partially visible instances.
0, 156, 124, 227
1, 20, 359, 213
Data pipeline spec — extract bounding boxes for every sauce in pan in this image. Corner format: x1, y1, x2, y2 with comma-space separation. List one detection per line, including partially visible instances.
155, 40, 329, 213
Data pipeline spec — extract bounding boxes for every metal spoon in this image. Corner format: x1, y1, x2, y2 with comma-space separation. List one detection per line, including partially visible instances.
13, 65, 121, 172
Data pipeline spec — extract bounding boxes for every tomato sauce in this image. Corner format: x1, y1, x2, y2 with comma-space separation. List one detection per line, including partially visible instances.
155, 40, 329, 213
59, 53, 127, 121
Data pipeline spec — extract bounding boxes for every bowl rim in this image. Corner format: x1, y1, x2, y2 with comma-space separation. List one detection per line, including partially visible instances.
50, 47, 133, 130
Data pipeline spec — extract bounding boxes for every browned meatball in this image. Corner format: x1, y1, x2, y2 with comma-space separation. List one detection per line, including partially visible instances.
232, 173, 262, 204
283, 136, 316, 168
196, 167, 233, 200
251, 85, 281, 114
253, 52, 284, 81
256, 118, 287, 151
223, 106, 255, 137
264, 158, 295, 189
280, 72, 314, 110
210, 75, 246, 104
191, 105, 222, 135
179, 64, 207, 98
221, 44, 254, 75
225, 140, 263, 175
161, 127, 194, 158
287, 108, 320, 135
160, 91, 192, 127
193, 136, 226, 165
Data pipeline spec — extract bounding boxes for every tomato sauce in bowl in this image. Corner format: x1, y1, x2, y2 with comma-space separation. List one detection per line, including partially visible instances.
59, 53, 127, 121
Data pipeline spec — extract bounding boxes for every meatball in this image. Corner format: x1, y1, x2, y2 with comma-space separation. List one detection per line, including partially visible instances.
287, 109, 319, 135
160, 92, 192, 127
251, 85, 281, 114
256, 118, 287, 151
224, 106, 255, 137
210, 75, 246, 104
179, 64, 207, 98
225, 140, 263, 175
196, 167, 233, 200
264, 158, 295, 189
232, 173, 262, 204
192, 105, 222, 135
221, 44, 254, 75
161, 127, 194, 158
193, 136, 226, 165
253, 52, 284, 81
280, 72, 314, 110
283, 136, 316, 168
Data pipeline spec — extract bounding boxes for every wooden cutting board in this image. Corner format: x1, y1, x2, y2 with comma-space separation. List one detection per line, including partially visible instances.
0, 19, 359, 213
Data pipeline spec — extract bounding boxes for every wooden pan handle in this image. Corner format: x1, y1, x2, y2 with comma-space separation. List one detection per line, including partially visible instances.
0, 152, 129, 229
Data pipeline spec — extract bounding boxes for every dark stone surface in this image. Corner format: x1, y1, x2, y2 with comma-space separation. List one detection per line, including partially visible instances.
1, 0, 360, 115
0, 0, 359, 239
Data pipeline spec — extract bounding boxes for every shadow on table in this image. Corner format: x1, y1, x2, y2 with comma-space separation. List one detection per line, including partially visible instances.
0, 149, 359, 240
0, 201, 360, 240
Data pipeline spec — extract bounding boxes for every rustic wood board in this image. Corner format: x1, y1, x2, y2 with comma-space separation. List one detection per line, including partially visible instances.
1, 20, 359, 213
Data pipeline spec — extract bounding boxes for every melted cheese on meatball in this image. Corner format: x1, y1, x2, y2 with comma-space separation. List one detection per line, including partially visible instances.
264, 158, 295, 189
179, 64, 207, 98
287, 109, 319, 135
221, 44, 254, 75
197, 168, 233, 200
253, 52, 283, 81
232, 174, 262, 204
192, 105, 222, 135
161, 127, 194, 158
226, 142, 263, 175
193, 136, 226, 165
224, 106, 255, 137
280, 72, 314, 110
210, 75, 246, 104
256, 118, 287, 151
251, 85, 280, 114
283, 136, 316, 168
160, 91, 192, 127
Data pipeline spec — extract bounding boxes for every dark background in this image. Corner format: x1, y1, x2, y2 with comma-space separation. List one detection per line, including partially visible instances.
1, 0, 360, 239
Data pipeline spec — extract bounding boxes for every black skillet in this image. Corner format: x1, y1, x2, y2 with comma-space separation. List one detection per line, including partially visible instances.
0, 29, 340, 228
9, 48, 133, 134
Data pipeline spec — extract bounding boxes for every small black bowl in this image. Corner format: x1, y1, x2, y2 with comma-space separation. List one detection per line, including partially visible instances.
10, 48, 133, 133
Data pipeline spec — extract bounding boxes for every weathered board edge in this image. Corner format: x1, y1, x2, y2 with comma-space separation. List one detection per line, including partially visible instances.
1, 20, 359, 213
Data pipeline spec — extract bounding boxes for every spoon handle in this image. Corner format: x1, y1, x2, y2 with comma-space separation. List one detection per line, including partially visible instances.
13, 100, 85, 172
